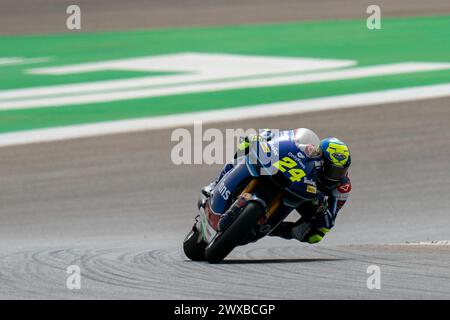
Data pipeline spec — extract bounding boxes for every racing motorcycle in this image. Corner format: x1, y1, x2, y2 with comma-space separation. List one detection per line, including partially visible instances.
183, 129, 320, 263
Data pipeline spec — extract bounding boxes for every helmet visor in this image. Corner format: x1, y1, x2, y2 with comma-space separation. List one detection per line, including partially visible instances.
323, 162, 348, 182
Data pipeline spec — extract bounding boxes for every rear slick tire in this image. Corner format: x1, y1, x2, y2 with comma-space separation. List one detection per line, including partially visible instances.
204, 201, 265, 264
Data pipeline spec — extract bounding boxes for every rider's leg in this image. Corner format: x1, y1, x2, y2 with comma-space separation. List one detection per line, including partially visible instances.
269, 201, 317, 240
201, 138, 250, 196
201, 162, 235, 196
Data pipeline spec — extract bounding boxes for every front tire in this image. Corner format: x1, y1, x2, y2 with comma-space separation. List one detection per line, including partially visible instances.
183, 226, 207, 261
204, 201, 265, 263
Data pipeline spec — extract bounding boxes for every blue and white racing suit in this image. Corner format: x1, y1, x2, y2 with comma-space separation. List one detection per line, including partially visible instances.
206, 129, 351, 244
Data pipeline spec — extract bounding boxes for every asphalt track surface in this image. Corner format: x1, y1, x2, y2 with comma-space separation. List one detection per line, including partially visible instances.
1, 0, 450, 35
1, 1, 450, 300
1, 98, 450, 299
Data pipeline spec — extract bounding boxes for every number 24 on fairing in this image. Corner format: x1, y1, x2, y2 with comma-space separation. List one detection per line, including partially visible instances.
272, 156, 306, 182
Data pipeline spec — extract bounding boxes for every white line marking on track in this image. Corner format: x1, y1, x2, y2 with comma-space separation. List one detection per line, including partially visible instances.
0, 57, 51, 66
1, 61, 449, 110
388, 241, 450, 246
0, 82, 450, 147
1, 53, 354, 102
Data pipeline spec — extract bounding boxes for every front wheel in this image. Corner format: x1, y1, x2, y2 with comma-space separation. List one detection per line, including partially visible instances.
204, 201, 265, 263
183, 225, 207, 261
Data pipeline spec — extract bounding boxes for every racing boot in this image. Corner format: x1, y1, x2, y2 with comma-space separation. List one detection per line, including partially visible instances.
269, 222, 296, 240
201, 180, 218, 197
201, 163, 235, 196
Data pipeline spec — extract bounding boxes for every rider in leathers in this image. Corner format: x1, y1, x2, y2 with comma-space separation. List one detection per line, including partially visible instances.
202, 128, 352, 244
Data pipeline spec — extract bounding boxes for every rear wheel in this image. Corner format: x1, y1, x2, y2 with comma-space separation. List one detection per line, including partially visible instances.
204, 201, 265, 263
183, 226, 207, 261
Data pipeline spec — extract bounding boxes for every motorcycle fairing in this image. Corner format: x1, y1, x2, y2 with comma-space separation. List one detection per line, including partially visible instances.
201, 133, 320, 242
